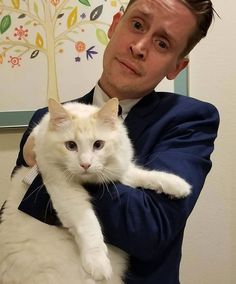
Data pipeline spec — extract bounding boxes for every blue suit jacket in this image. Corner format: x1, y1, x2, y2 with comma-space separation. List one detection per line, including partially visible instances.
16, 90, 219, 284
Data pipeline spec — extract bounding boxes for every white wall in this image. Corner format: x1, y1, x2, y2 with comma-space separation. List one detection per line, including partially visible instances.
180, 0, 236, 283
0, 0, 235, 283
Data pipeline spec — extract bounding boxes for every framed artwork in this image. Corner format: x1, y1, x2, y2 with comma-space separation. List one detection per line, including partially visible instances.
0, 0, 188, 128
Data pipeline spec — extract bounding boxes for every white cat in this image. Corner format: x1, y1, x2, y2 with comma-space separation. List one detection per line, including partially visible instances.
0, 98, 191, 284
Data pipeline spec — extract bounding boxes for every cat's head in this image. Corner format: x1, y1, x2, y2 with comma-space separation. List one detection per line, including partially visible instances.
34, 98, 132, 184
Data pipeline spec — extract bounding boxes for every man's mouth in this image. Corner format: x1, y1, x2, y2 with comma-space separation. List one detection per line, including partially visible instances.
116, 58, 141, 76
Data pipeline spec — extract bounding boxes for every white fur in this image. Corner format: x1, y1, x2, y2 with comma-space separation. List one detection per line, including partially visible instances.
0, 99, 191, 283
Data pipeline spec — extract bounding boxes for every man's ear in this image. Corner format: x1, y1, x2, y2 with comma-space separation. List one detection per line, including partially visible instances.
108, 12, 123, 39
166, 58, 189, 80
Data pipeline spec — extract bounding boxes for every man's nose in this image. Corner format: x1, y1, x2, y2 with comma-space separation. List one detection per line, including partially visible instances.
130, 38, 148, 60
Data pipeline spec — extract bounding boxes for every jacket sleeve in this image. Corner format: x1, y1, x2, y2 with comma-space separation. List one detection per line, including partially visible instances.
87, 101, 220, 261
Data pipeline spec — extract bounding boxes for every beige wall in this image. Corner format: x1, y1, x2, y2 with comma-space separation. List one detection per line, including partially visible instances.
180, 0, 236, 283
0, 0, 235, 283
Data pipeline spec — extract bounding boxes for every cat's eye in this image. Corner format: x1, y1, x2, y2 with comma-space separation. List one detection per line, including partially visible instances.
93, 140, 105, 150
65, 141, 78, 151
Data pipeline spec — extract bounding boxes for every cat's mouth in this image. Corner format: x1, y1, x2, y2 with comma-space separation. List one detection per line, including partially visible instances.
80, 170, 97, 179
81, 171, 91, 176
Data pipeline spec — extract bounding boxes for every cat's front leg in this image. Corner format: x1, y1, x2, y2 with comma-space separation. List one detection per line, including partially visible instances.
122, 164, 191, 198
71, 207, 113, 281
47, 183, 112, 281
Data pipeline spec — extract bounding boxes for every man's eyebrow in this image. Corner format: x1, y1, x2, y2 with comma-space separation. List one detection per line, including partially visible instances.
134, 8, 154, 20
159, 29, 177, 45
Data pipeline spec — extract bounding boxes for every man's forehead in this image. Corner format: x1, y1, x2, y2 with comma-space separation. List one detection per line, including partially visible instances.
127, 0, 186, 15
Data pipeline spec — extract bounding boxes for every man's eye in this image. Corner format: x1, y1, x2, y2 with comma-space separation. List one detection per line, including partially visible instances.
65, 141, 78, 151
93, 140, 105, 150
159, 41, 167, 49
154, 39, 168, 50
132, 20, 143, 31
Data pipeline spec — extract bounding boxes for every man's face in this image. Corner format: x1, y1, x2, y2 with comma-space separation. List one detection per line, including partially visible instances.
99, 0, 197, 100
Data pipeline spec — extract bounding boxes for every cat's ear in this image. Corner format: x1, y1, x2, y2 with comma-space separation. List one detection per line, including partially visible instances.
96, 98, 119, 128
48, 99, 71, 128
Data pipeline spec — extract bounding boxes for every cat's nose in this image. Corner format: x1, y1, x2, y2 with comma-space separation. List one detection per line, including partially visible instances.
80, 163, 91, 170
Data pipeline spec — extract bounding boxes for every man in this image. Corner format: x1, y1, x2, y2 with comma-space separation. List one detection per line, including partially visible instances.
16, 0, 219, 283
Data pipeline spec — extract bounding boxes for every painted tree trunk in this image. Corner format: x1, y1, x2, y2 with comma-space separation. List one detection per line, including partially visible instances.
45, 2, 59, 102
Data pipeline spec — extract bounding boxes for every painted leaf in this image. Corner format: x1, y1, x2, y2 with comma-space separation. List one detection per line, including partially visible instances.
96, 28, 109, 46
0, 15, 11, 34
35, 32, 44, 48
25, 20, 33, 25
0, 54, 3, 64
90, 5, 103, 21
31, 50, 39, 59
34, 2, 39, 16
11, 0, 20, 9
57, 13, 64, 19
64, 6, 74, 10
67, 7, 77, 29
18, 14, 26, 19
86, 46, 98, 60
78, 0, 90, 6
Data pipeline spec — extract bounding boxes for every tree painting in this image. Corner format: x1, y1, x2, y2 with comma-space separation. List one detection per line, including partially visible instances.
0, 0, 128, 103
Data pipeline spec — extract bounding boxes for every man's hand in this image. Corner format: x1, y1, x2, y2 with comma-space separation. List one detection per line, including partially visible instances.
23, 133, 36, 167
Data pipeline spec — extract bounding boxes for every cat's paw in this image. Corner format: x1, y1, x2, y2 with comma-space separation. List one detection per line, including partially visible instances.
161, 174, 191, 198
81, 247, 112, 281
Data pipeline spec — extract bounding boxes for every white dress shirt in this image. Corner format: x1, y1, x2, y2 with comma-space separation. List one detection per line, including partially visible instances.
92, 83, 141, 119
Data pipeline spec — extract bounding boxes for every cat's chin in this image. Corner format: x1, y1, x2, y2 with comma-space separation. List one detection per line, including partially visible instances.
73, 172, 99, 184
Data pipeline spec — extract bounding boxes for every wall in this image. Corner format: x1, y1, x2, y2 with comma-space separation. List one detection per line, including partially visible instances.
0, 0, 235, 283
180, 0, 236, 283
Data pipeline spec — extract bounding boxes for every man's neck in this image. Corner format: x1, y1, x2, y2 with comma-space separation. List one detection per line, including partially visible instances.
93, 83, 141, 119
97, 79, 150, 101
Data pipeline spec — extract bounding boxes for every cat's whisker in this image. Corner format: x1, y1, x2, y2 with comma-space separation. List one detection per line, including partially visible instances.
34, 184, 47, 204
96, 172, 113, 199
98, 181, 106, 200
107, 180, 121, 203
97, 170, 121, 202
22, 182, 45, 203
44, 198, 53, 223
101, 167, 120, 181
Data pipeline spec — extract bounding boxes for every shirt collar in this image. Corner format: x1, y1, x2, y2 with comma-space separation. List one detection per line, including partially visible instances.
92, 83, 141, 119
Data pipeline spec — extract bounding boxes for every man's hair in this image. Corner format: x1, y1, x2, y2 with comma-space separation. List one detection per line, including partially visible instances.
126, 0, 215, 57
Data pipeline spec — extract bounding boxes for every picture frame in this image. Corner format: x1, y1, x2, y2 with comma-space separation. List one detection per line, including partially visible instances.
0, 0, 188, 128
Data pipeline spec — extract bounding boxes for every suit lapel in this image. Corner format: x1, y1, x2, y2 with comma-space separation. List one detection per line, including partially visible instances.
74, 88, 94, 104
124, 91, 161, 144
